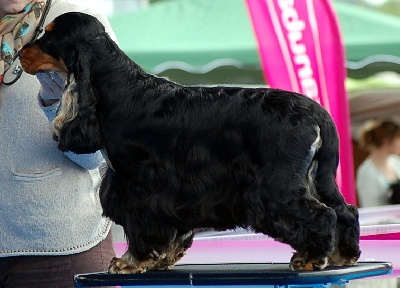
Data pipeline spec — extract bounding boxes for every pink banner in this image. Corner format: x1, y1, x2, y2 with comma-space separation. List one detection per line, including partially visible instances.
245, 0, 356, 205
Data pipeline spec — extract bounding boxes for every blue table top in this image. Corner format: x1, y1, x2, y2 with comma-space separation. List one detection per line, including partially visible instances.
74, 261, 392, 287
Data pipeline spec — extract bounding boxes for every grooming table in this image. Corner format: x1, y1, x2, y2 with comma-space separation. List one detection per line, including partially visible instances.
76, 206, 400, 287
74, 261, 392, 287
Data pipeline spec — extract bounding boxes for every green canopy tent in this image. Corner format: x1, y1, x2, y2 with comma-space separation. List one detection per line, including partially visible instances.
108, 0, 400, 85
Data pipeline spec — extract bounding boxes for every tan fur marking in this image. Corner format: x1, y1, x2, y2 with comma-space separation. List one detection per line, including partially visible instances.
20, 44, 67, 75
45, 21, 54, 32
52, 74, 79, 138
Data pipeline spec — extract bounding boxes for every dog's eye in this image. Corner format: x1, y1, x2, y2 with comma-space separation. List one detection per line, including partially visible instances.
38, 36, 52, 46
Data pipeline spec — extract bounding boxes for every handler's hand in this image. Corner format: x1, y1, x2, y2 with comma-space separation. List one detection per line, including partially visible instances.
37, 71, 66, 106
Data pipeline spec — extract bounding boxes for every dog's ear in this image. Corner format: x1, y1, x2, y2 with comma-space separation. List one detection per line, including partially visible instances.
57, 44, 102, 154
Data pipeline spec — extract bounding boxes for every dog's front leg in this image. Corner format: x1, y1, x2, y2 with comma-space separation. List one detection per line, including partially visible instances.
108, 228, 195, 274
152, 230, 195, 271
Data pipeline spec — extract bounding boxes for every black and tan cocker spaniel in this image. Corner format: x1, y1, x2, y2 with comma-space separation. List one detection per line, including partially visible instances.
20, 12, 360, 274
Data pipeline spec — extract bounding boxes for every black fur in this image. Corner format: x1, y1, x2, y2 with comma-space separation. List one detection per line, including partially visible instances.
20, 12, 360, 273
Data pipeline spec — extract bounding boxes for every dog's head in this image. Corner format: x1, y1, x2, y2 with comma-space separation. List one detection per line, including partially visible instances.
20, 12, 106, 153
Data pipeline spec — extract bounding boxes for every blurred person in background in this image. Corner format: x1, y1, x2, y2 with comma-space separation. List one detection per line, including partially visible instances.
356, 120, 400, 208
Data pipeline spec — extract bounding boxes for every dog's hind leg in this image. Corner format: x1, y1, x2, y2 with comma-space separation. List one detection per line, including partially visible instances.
285, 196, 338, 271
256, 187, 338, 271
315, 169, 361, 267
288, 160, 339, 271
253, 125, 338, 271
314, 124, 361, 267
251, 161, 338, 271
328, 204, 360, 267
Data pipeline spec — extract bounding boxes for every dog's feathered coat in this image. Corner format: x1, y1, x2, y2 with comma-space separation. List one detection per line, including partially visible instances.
20, 12, 360, 273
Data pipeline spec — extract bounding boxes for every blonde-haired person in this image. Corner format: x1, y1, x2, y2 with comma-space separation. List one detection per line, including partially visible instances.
0, 1, 117, 287
356, 120, 400, 208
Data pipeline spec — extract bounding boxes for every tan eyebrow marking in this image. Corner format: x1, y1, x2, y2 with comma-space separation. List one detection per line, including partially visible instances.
45, 21, 54, 32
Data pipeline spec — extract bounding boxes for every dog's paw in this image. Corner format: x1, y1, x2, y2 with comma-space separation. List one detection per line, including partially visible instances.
152, 247, 187, 271
149, 250, 167, 261
108, 251, 166, 274
329, 250, 359, 267
290, 252, 328, 271
108, 257, 146, 274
